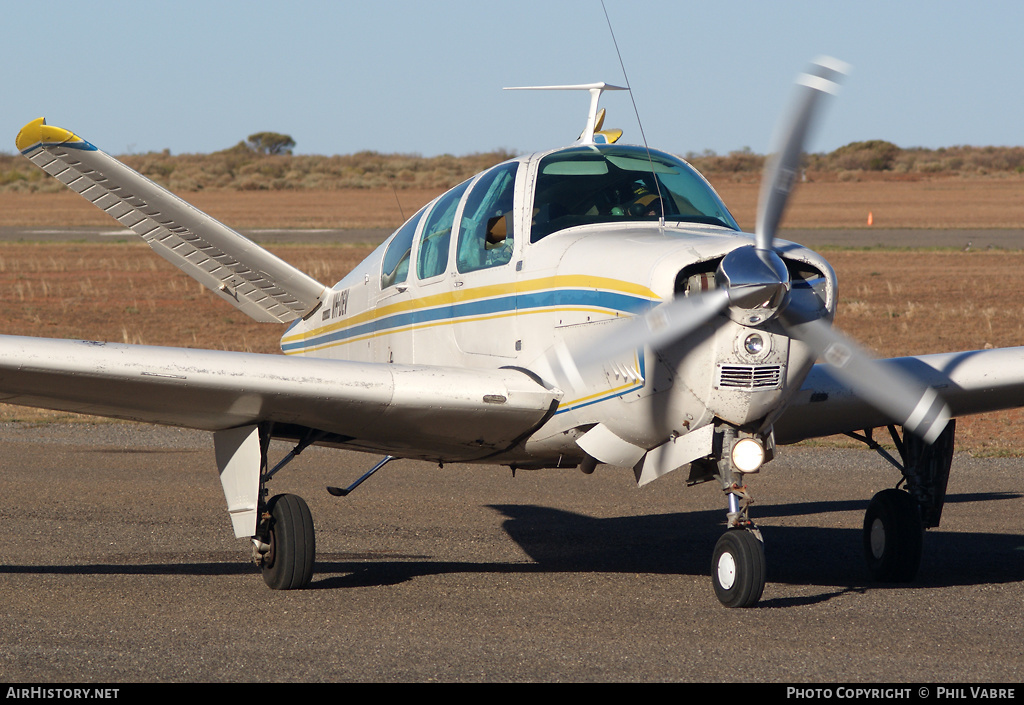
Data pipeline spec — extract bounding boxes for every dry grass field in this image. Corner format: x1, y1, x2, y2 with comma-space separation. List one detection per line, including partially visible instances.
2, 173, 1024, 231
0, 188, 444, 230
715, 176, 1024, 230
2, 179, 1024, 455
6, 174, 1024, 231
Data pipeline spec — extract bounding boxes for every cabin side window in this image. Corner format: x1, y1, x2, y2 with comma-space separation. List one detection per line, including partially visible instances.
380, 208, 426, 289
416, 180, 471, 280
456, 162, 518, 273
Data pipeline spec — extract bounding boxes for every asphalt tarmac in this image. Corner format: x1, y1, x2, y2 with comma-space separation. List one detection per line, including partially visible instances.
1, 422, 1021, 682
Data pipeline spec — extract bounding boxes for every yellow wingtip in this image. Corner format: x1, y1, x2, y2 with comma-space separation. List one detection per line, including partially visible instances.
16, 117, 86, 153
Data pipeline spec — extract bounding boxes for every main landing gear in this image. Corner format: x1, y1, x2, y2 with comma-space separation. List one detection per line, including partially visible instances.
848, 420, 955, 583
863, 488, 922, 582
243, 427, 325, 590
215, 424, 397, 591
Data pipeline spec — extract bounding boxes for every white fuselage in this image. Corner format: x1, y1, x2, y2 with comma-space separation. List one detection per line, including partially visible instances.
279, 148, 837, 466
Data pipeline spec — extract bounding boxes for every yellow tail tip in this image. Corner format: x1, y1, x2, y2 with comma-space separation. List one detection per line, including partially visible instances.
16, 117, 86, 153
15, 117, 47, 152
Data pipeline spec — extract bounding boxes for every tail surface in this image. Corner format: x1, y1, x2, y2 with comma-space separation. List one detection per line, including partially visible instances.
17, 118, 327, 323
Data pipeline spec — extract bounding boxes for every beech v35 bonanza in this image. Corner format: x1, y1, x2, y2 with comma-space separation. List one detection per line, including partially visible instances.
9, 58, 1024, 607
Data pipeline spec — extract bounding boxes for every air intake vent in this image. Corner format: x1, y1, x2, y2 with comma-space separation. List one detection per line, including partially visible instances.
715, 364, 784, 391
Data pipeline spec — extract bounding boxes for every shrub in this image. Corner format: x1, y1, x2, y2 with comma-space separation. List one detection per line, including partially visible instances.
829, 140, 901, 171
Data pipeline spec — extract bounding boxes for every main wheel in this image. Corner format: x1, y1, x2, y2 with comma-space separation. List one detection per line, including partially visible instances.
260, 493, 316, 590
863, 488, 923, 582
711, 529, 765, 608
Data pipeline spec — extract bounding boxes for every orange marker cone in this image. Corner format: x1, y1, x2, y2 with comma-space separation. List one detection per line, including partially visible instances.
867, 211, 874, 226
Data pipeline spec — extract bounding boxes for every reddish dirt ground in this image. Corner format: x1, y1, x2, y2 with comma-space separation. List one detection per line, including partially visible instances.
3, 174, 1024, 231
0, 189, 442, 231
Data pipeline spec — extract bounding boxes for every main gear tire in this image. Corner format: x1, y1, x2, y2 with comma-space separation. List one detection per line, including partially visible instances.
260, 493, 315, 590
863, 488, 923, 583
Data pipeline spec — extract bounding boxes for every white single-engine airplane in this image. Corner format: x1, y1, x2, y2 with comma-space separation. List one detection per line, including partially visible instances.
8, 58, 1024, 607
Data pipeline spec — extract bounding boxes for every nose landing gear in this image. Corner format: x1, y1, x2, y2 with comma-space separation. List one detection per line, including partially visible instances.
707, 427, 769, 608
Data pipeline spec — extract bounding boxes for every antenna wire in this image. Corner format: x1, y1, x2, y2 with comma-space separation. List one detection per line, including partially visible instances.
601, 0, 666, 225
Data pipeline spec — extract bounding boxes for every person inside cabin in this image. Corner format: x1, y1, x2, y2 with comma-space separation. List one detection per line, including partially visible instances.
457, 162, 518, 272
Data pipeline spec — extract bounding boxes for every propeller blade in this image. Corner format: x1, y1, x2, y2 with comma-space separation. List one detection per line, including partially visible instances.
755, 57, 849, 252
568, 288, 732, 377
781, 306, 950, 444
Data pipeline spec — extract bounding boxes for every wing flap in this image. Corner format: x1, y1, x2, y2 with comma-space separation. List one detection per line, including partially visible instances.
775, 347, 1024, 443
0, 334, 558, 461
17, 118, 328, 324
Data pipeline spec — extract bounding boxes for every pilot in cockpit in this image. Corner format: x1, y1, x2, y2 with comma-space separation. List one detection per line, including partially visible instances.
612, 182, 662, 218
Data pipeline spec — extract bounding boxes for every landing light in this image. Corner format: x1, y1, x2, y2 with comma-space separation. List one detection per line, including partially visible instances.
731, 438, 765, 473
744, 333, 765, 356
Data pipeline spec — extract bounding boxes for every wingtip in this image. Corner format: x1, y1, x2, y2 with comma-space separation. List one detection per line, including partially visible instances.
16, 117, 92, 154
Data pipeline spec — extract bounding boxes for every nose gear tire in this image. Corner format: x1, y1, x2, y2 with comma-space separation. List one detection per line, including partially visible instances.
711, 528, 765, 608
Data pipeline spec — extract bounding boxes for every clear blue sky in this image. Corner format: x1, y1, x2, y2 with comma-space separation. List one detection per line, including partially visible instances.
5, 0, 1023, 158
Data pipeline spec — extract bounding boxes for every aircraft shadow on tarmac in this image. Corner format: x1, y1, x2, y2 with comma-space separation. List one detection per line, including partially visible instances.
4, 492, 1022, 607
318, 490, 1024, 607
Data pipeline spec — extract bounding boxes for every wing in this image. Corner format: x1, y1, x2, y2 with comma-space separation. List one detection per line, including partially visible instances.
774, 347, 1024, 443
0, 334, 559, 462
16, 118, 328, 323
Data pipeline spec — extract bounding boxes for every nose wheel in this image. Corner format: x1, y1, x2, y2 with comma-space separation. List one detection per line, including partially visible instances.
711, 528, 766, 608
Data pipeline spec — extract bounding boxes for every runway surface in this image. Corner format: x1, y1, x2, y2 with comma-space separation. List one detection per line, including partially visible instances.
1, 423, 1021, 682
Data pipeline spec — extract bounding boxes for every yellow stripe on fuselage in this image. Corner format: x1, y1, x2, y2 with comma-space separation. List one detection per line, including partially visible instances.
556, 350, 644, 412
281, 274, 659, 349
289, 306, 619, 355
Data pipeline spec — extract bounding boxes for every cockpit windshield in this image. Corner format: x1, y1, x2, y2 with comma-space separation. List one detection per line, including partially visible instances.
530, 145, 739, 242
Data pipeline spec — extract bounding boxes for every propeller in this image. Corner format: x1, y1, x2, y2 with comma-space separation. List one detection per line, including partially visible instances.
756, 57, 850, 252
562, 56, 951, 444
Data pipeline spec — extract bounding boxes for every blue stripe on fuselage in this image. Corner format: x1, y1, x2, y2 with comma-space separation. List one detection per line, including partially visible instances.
282, 288, 655, 354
